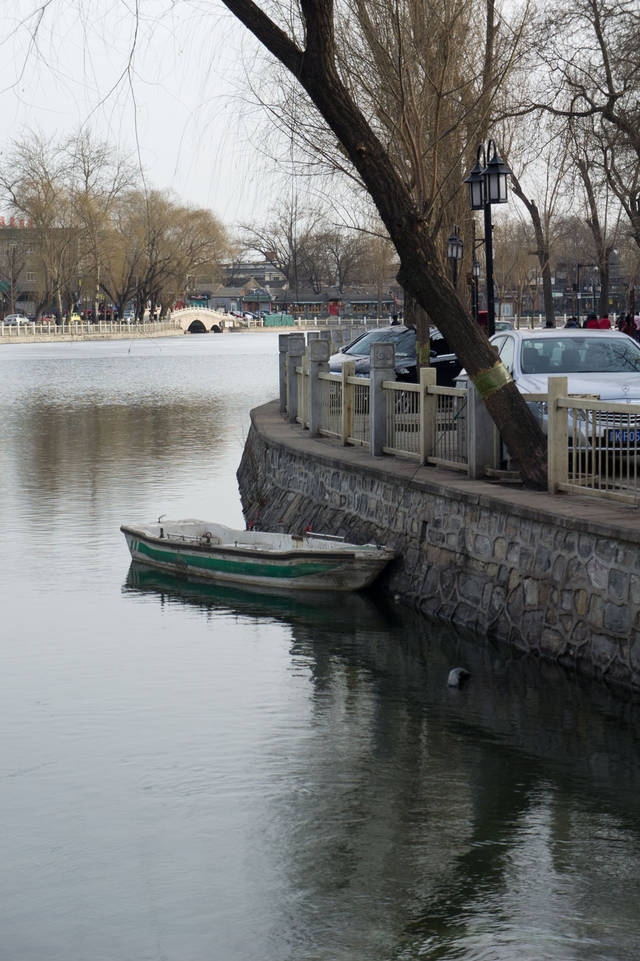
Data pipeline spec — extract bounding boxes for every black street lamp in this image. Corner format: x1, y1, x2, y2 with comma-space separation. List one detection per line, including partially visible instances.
471, 258, 481, 324
446, 225, 464, 287
464, 139, 511, 337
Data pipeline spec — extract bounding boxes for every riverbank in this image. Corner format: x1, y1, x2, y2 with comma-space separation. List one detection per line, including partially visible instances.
238, 400, 640, 693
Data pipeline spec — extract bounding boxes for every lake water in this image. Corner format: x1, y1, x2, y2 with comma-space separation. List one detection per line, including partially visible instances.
1, 332, 639, 961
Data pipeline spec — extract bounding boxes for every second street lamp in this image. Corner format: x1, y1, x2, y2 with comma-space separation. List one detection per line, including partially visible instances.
447, 225, 464, 287
464, 139, 511, 337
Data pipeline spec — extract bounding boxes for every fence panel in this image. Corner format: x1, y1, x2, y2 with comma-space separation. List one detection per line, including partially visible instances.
346, 376, 370, 448
318, 372, 343, 438
428, 387, 468, 470
383, 382, 421, 459
559, 397, 640, 503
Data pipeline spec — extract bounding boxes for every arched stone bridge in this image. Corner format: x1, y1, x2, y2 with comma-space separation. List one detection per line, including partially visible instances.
172, 307, 230, 333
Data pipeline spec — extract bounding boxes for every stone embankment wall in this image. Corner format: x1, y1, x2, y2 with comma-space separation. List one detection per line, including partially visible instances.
238, 402, 640, 693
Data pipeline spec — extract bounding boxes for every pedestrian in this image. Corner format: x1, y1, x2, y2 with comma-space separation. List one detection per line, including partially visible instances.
585, 313, 599, 329
565, 316, 580, 328
620, 314, 634, 337
598, 313, 611, 329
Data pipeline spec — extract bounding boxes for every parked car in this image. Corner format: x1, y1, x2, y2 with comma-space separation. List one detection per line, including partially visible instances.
328, 324, 462, 387
3, 313, 29, 326
458, 328, 640, 452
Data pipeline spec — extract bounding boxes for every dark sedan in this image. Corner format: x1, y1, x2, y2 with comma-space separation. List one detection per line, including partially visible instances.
328, 324, 461, 387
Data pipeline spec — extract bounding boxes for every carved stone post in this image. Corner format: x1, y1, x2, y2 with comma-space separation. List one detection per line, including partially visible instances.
370, 341, 395, 456
309, 339, 330, 436
467, 382, 498, 478
279, 333, 290, 414
286, 332, 306, 424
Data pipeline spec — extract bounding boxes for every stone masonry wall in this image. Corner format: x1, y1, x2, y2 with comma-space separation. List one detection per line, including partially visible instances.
238, 404, 640, 693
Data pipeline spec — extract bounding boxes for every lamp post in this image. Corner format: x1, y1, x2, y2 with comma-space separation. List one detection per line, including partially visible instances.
446, 225, 464, 288
464, 140, 511, 337
471, 258, 480, 324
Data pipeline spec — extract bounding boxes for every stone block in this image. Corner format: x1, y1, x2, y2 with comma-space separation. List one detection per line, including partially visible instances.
608, 568, 629, 604
578, 534, 595, 559
523, 577, 539, 607
603, 602, 631, 635
493, 536, 507, 561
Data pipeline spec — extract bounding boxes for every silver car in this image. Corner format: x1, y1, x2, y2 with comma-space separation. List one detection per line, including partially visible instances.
468, 329, 640, 453
489, 329, 640, 400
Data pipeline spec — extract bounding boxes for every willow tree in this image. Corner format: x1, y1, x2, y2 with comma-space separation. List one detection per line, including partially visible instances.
220, 0, 547, 487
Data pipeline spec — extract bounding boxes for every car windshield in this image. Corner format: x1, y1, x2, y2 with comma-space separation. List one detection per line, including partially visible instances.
344, 327, 415, 359
519, 337, 640, 375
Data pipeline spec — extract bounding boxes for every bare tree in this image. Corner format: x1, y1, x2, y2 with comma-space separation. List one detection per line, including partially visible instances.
0, 238, 27, 316
528, 0, 640, 250
219, 0, 547, 487
241, 197, 325, 297
507, 120, 572, 326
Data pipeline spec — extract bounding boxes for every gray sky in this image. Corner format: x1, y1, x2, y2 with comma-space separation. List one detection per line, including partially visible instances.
1, 0, 290, 226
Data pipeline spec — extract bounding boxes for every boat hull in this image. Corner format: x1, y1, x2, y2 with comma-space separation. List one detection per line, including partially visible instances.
120, 522, 394, 592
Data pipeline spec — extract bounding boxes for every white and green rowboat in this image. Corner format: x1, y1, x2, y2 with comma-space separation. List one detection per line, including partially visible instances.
120, 519, 395, 592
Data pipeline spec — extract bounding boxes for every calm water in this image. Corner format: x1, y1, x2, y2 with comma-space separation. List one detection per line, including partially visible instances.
1, 333, 639, 961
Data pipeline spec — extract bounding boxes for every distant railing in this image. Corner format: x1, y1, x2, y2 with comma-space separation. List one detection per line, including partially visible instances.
0, 318, 180, 337
279, 331, 640, 503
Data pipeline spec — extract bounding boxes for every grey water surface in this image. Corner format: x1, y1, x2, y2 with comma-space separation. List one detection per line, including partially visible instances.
1, 333, 639, 961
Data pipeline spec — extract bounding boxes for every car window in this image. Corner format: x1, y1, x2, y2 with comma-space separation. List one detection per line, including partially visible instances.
497, 336, 515, 371
520, 336, 640, 374
344, 327, 415, 359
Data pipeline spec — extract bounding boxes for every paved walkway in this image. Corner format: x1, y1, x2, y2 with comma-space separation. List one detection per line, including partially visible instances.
252, 400, 640, 543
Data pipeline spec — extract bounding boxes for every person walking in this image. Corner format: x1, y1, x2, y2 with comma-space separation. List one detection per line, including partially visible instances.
598, 313, 611, 329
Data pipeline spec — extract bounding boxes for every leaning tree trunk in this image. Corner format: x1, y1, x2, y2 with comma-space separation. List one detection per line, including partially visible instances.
220, 0, 548, 489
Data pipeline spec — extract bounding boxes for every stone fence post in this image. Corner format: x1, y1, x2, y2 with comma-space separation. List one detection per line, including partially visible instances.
279, 333, 290, 414
370, 342, 395, 456
419, 367, 437, 464
467, 382, 498, 479
286, 332, 306, 424
547, 375, 568, 493
309, 339, 330, 436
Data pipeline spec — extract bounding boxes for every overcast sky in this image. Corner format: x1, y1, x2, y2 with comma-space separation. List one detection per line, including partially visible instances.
1, 1, 294, 228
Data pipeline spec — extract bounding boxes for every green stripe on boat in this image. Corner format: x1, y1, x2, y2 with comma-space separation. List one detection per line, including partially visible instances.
136, 539, 340, 579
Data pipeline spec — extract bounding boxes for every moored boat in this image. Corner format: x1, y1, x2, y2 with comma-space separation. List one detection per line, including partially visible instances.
120, 519, 394, 592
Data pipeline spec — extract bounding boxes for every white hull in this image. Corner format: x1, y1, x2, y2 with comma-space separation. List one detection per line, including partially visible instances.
121, 520, 394, 592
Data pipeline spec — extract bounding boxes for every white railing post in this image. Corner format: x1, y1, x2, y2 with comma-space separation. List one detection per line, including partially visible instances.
278, 333, 290, 414
370, 342, 395, 456
286, 332, 306, 423
467, 381, 499, 478
341, 360, 355, 444
419, 367, 437, 464
309, 339, 330, 436
547, 375, 568, 493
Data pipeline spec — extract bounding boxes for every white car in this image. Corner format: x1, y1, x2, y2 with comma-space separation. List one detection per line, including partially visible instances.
489, 328, 640, 401
3, 313, 29, 326
458, 328, 640, 453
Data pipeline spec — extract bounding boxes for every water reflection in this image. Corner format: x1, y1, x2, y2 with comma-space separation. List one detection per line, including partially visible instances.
124, 564, 640, 961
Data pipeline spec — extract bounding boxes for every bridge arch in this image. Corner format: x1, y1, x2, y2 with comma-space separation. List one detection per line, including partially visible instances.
172, 307, 229, 333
